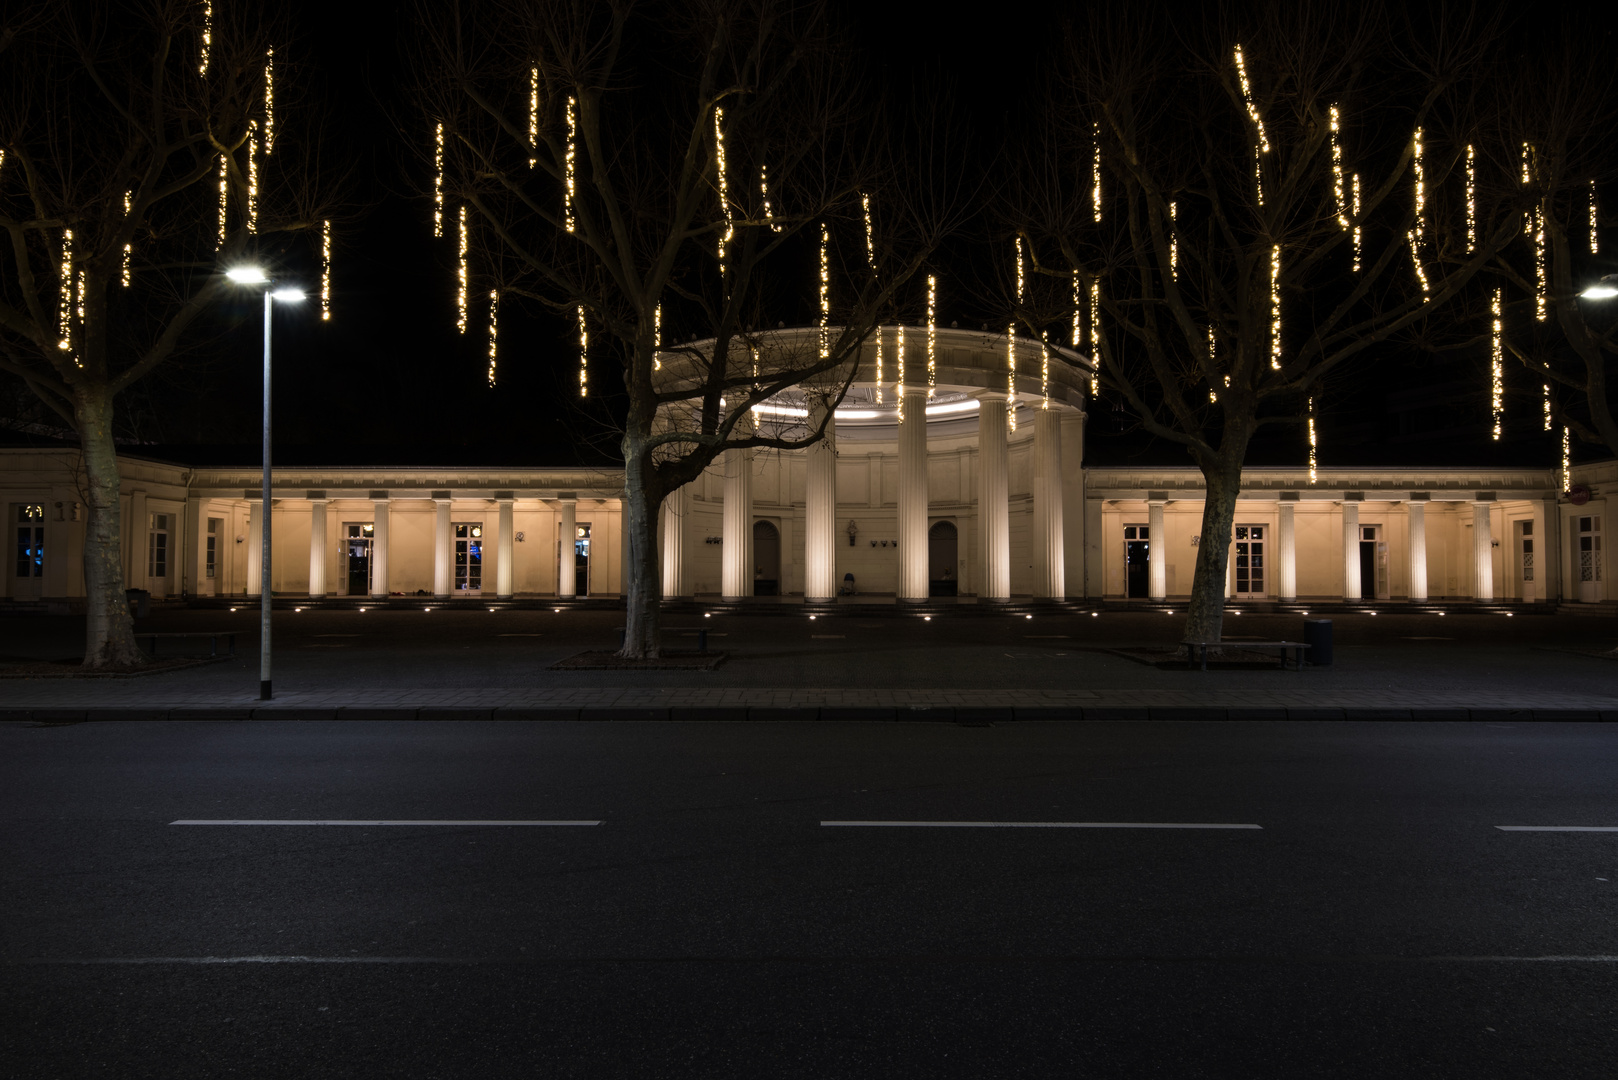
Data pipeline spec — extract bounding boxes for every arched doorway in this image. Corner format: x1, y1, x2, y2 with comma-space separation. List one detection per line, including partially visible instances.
753, 520, 781, 596
928, 521, 958, 596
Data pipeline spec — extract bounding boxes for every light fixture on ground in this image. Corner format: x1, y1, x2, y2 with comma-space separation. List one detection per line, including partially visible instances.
228, 266, 307, 701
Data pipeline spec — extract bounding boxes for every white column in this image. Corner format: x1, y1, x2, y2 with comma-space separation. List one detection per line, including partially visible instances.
185, 497, 205, 597
1408, 501, 1428, 601
978, 394, 1011, 601
246, 499, 263, 596
721, 450, 754, 599
371, 499, 390, 598
661, 485, 687, 598
433, 499, 452, 598
1474, 501, 1495, 600
1278, 501, 1297, 601
1147, 500, 1167, 600
1060, 411, 1086, 597
307, 499, 328, 598
898, 388, 930, 600
1032, 408, 1065, 598
496, 498, 515, 598
557, 498, 577, 598
128, 490, 147, 591
804, 398, 838, 602
1540, 496, 1563, 603
1342, 501, 1361, 600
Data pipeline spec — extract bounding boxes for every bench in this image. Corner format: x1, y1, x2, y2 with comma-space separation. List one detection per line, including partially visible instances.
1182, 640, 1310, 671
142, 632, 237, 659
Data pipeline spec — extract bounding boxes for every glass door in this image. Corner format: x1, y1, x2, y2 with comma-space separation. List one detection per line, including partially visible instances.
1577, 515, 1603, 603
344, 524, 373, 596
1124, 525, 1149, 598
1233, 525, 1265, 598
13, 503, 44, 600
454, 523, 483, 595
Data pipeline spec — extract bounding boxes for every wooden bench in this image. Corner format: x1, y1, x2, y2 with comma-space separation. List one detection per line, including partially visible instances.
1182, 640, 1310, 671
142, 632, 237, 659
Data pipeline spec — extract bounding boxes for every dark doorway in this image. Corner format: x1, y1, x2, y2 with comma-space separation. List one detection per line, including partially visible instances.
753, 520, 780, 595
454, 523, 483, 595
345, 523, 373, 596
574, 522, 591, 597
1358, 525, 1377, 600
928, 521, 959, 596
1125, 524, 1150, 598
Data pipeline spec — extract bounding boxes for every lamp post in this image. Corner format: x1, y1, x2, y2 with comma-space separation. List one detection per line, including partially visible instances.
227, 267, 306, 700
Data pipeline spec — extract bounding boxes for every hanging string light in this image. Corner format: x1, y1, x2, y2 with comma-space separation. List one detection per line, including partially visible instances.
1544, 384, 1553, 432
433, 122, 444, 238
246, 121, 259, 233
1072, 272, 1082, 350
1407, 127, 1428, 293
1330, 106, 1348, 231
216, 152, 228, 248
1521, 143, 1533, 233
1534, 205, 1547, 321
199, 1, 211, 76
714, 106, 733, 273
1234, 45, 1270, 204
761, 165, 782, 232
1562, 426, 1572, 493
528, 67, 539, 169
1490, 288, 1503, 440
121, 191, 132, 288
874, 325, 884, 405
456, 205, 468, 333
1207, 324, 1218, 403
1591, 179, 1600, 254
926, 274, 937, 395
57, 230, 72, 351
1169, 201, 1178, 276
862, 193, 877, 272
1307, 398, 1318, 482
1466, 144, 1476, 253
486, 290, 499, 386
577, 304, 588, 397
1089, 279, 1101, 397
1092, 122, 1103, 222
653, 303, 661, 371
1351, 173, 1362, 273
896, 322, 906, 422
1009, 238, 1022, 430
264, 49, 275, 155
1270, 243, 1282, 369
564, 96, 578, 233
320, 219, 332, 321
818, 222, 830, 359
1040, 332, 1050, 408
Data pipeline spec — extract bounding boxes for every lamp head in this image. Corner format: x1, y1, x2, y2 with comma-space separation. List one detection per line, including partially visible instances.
1581, 274, 1618, 300
226, 267, 270, 284
271, 289, 306, 302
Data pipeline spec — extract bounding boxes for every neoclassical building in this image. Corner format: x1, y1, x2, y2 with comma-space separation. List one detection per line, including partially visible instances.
3, 326, 1612, 608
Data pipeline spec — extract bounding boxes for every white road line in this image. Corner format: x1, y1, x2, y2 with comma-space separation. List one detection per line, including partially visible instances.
820, 820, 1262, 830
169, 819, 601, 826
1496, 825, 1618, 832
17, 954, 1618, 966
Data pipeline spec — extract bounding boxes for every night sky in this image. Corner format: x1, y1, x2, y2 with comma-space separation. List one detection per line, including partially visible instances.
9, 1, 1596, 474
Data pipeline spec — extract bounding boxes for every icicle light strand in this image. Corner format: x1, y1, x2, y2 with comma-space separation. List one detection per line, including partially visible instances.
1208, 325, 1218, 402
1466, 144, 1476, 253
1562, 426, 1572, 493
896, 322, 906, 422
121, 191, 132, 288
818, 222, 830, 359
862, 193, 876, 273
1351, 174, 1362, 272
1490, 288, 1503, 440
57, 230, 72, 350
927, 275, 937, 395
1092, 123, 1102, 222
1408, 128, 1427, 293
246, 122, 259, 233
1009, 238, 1022, 430
1544, 384, 1553, 432
1072, 273, 1082, 348
264, 49, 275, 154
1330, 106, 1348, 230
1169, 201, 1178, 275
1270, 244, 1282, 370
564, 96, 577, 233
1234, 45, 1269, 204
577, 305, 588, 397
199, 1, 211, 76
761, 165, 781, 232
486, 290, 499, 386
653, 303, 661, 371
874, 325, 884, 405
714, 107, 732, 273
1089, 280, 1101, 396
433, 122, 444, 237
1534, 206, 1547, 321
1040, 332, 1050, 408
1307, 398, 1318, 482
456, 206, 468, 333
320, 219, 332, 321
1591, 179, 1600, 255
216, 152, 228, 248
528, 67, 539, 169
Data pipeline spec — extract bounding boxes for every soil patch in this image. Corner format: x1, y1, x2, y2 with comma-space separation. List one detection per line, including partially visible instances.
549, 649, 727, 671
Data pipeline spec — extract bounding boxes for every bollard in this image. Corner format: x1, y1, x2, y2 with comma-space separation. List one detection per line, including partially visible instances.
1302, 618, 1333, 666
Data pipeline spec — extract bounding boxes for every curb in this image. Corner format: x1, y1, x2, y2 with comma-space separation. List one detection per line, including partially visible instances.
5, 706, 1617, 723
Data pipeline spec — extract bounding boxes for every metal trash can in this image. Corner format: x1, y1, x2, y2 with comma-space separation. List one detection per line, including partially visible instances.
125, 588, 150, 619
1302, 618, 1332, 666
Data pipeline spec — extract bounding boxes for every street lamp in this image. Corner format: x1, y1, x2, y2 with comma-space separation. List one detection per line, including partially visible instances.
227, 266, 306, 700
1579, 274, 1618, 300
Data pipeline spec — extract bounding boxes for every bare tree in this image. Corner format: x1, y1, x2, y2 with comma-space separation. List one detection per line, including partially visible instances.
0, 1, 332, 666
1014, 3, 1515, 642
410, 0, 957, 658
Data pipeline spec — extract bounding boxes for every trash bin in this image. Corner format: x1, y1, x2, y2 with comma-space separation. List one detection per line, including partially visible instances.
1302, 618, 1332, 666
125, 588, 150, 619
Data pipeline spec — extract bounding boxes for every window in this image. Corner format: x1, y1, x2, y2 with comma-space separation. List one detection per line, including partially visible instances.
1124, 525, 1148, 540
1522, 521, 1533, 537
205, 517, 221, 579
148, 513, 170, 579
15, 504, 44, 579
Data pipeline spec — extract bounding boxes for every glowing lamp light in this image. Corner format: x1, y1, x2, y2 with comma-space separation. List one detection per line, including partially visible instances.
270, 289, 305, 302
227, 267, 269, 283
1579, 279, 1618, 300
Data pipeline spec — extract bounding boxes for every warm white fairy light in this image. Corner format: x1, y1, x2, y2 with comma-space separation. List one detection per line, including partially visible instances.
1561, 426, 1572, 492
1207, 324, 1218, 402
216, 152, 227, 247
121, 191, 132, 287
761, 165, 782, 233
1234, 45, 1269, 204
486, 290, 499, 386
76, 267, 85, 330
246, 121, 259, 233
874, 326, 884, 405
1169, 201, 1178, 275
1092, 123, 1103, 223
714, 107, 733, 273
896, 322, 907, 422
433, 122, 444, 237
1040, 332, 1050, 408
862, 193, 877, 272
264, 49, 275, 155
926, 274, 937, 395
1407, 128, 1427, 293
1543, 384, 1553, 432
1591, 179, 1600, 254
577, 304, 588, 397
818, 222, 830, 359
1466, 144, 1476, 253
1089, 279, 1101, 396
57, 230, 72, 351
528, 67, 539, 169
1534, 205, 1547, 321
1072, 273, 1082, 348
1521, 143, 1533, 233
1307, 398, 1318, 482
653, 303, 661, 371
1009, 238, 1023, 430
456, 205, 468, 333
1269, 243, 1282, 370
320, 219, 332, 321
1330, 106, 1347, 230
564, 96, 577, 233
1490, 288, 1503, 440
199, 1, 211, 76
1351, 173, 1362, 272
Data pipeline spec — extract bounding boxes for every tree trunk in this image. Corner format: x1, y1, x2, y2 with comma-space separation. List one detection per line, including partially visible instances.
1181, 449, 1246, 646
76, 390, 144, 668
618, 429, 663, 660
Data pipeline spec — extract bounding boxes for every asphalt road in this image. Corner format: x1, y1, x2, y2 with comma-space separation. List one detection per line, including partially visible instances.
4, 718, 1618, 1077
